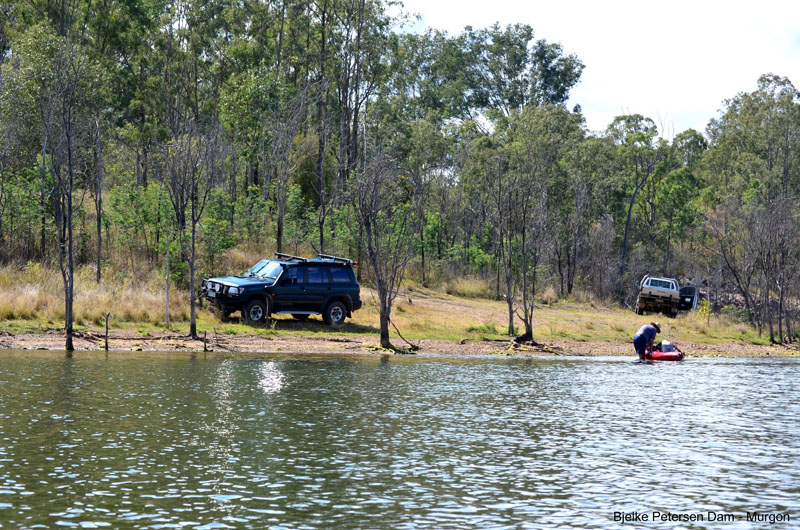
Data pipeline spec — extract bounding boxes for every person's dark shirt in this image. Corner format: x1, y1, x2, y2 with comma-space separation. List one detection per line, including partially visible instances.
635, 324, 657, 342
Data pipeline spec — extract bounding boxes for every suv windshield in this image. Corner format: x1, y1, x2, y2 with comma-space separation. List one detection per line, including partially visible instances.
247, 260, 283, 280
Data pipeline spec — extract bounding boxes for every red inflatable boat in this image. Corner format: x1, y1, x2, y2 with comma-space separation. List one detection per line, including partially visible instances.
645, 349, 685, 361
645, 341, 685, 361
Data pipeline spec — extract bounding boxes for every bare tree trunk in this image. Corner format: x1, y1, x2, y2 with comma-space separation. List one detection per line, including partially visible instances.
504, 260, 514, 336
40, 142, 48, 260
276, 212, 284, 254
378, 294, 391, 349
165, 236, 171, 329
420, 230, 426, 286
189, 215, 197, 338
276, 0, 286, 69
66, 132, 75, 352
95, 121, 103, 283
316, 0, 329, 254
619, 184, 640, 284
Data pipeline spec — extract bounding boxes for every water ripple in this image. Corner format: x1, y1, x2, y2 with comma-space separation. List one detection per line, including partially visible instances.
0, 354, 797, 528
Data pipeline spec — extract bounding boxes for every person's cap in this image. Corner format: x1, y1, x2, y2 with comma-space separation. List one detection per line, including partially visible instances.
652, 322, 661, 333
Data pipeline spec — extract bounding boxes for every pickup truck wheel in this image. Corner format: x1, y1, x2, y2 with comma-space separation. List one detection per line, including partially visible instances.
636, 307, 643, 315
243, 299, 268, 324
291, 314, 310, 321
323, 302, 346, 326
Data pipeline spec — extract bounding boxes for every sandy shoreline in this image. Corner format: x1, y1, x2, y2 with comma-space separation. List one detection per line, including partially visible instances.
1, 329, 798, 357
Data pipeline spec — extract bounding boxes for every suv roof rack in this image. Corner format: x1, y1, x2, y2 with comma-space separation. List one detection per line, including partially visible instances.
275, 252, 307, 262
318, 253, 354, 265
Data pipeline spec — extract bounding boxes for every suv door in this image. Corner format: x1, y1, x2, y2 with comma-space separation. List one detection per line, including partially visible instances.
301, 265, 331, 311
271, 265, 305, 311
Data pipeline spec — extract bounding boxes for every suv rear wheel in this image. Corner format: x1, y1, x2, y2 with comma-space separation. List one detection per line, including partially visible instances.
323, 301, 346, 326
243, 299, 269, 324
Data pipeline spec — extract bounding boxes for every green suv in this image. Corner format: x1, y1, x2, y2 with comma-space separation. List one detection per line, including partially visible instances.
203, 254, 362, 325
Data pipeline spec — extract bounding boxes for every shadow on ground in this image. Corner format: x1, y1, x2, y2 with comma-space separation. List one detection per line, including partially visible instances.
225, 315, 380, 335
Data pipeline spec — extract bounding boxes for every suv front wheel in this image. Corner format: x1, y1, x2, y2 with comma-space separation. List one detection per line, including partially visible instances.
323, 301, 346, 326
243, 299, 269, 324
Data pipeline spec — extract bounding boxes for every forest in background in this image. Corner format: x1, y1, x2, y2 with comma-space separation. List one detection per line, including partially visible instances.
0, 0, 798, 349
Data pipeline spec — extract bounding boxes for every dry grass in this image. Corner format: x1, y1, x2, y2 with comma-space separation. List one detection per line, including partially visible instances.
538, 286, 559, 305
218, 245, 270, 275
443, 276, 494, 299
341, 285, 773, 349
0, 263, 190, 326
0, 261, 775, 352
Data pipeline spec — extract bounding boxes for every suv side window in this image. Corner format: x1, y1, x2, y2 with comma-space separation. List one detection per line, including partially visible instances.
306, 266, 328, 284
283, 266, 302, 284
330, 266, 352, 283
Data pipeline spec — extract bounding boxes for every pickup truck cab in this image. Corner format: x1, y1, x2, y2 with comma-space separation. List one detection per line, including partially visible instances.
203, 253, 362, 325
636, 275, 680, 317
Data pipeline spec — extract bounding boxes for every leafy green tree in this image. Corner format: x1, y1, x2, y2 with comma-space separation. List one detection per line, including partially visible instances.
462, 23, 583, 125
655, 167, 701, 271
0, 24, 61, 258
607, 114, 666, 287
201, 189, 239, 277
108, 181, 171, 265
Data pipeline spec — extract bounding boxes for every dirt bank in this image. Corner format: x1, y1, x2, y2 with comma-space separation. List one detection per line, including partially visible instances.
1, 328, 797, 357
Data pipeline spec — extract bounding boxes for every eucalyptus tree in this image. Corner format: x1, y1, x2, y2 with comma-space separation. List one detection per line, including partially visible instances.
269, 81, 314, 254
0, 112, 9, 244
474, 138, 516, 334
654, 166, 701, 272
460, 23, 584, 125
607, 114, 667, 286
330, 0, 391, 193
553, 129, 601, 297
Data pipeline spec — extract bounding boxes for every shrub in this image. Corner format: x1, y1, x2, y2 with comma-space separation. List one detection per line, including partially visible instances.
444, 276, 492, 298
538, 286, 558, 305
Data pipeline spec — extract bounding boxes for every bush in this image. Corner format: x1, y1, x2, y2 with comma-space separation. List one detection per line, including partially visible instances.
538, 286, 558, 305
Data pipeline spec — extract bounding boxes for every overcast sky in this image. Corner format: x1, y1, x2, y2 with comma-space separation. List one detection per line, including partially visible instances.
395, 0, 800, 137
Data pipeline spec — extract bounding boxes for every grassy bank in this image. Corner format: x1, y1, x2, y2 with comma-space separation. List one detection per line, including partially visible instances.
0, 262, 795, 356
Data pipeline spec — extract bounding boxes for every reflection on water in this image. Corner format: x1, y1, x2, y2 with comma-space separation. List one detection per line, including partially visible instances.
257, 361, 285, 394
0, 353, 798, 529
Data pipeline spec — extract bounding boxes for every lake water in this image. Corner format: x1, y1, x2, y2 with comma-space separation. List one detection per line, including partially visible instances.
0, 351, 797, 529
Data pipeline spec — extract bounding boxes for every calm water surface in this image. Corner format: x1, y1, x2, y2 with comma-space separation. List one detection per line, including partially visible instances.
0, 351, 797, 529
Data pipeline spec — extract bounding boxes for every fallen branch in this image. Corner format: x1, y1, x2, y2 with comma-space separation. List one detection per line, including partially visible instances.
389, 318, 419, 352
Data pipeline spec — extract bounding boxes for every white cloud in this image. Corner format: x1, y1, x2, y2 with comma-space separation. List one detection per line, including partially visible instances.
394, 0, 800, 136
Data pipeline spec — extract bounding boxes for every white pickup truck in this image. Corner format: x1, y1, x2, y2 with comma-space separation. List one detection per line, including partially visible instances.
636, 275, 680, 317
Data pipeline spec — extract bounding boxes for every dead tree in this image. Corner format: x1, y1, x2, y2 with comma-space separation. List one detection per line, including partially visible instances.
49, 38, 94, 352
157, 121, 220, 339
352, 153, 419, 350
266, 82, 313, 253
93, 118, 103, 282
